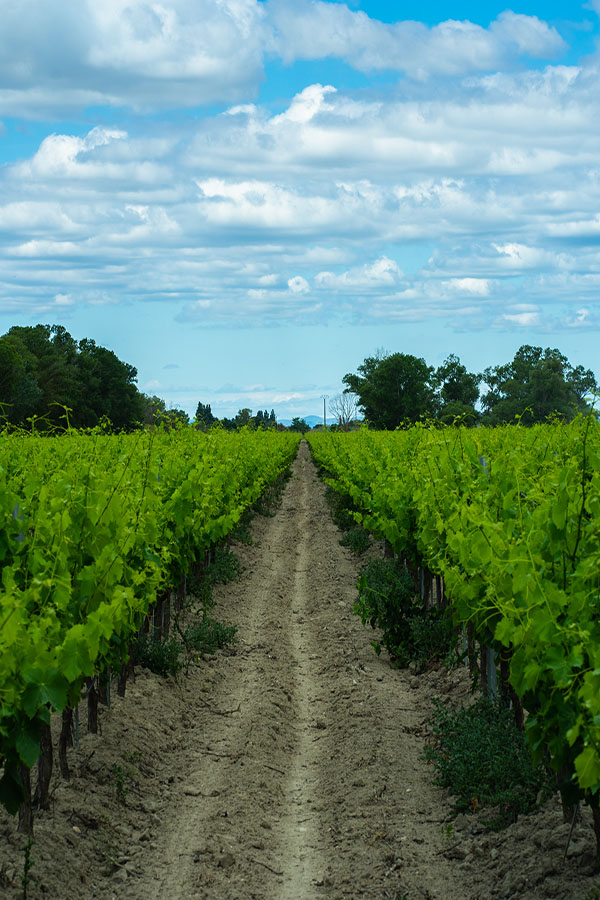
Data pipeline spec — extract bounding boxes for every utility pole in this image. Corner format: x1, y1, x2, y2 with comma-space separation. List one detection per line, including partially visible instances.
321, 395, 328, 431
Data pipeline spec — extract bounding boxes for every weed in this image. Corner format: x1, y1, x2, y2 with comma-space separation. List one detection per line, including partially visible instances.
230, 509, 254, 545
132, 633, 183, 677
324, 484, 357, 531
354, 557, 456, 668
254, 469, 290, 517
20, 837, 34, 900
423, 696, 553, 828
408, 611, 456, 671
110, 762, 138, 805
182, 616, 237, 655
354, 558, 419, 666
207, 545, 242, 585
339, 526, 370, 555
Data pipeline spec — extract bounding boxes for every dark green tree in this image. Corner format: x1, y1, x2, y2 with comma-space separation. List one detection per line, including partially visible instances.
235, 408, 253, 427
433, 354, 480, 425
0, 323, 145, 430
75, 340, 144, 428
481, 345, 597, 425
254, 409, 277, 428
343, 352, 435, 428
3, 324, 80, 426
195, 401, 216, 427
289, 417, 310, 433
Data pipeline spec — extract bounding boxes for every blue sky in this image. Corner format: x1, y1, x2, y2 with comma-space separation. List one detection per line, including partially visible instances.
1, 0, 599, 419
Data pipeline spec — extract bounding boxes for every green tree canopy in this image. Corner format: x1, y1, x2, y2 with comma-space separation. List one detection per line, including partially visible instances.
433, 354, 480, 425
481, 345, 597, 425
289, 417, 310, 433
343, 352, 435, 428
195, 401, 216, 428
0, 324, 145, 429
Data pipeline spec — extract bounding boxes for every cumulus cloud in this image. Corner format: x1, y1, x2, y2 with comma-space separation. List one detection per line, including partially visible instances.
0, 2, 599, 338
0, 0, 570, 117
288, 275, 310, 293
0, 0, 267, 116
268, 0, 565, 79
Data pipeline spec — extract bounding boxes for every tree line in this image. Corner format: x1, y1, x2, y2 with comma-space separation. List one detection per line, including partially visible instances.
0, 325, 596, 432
342, 346, 597, 429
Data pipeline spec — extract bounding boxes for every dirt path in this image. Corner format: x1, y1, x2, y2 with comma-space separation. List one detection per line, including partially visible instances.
112, 439, 463, 900
3, 440, 600, 900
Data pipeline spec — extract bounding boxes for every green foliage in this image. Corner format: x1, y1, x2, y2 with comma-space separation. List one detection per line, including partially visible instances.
0, 324, 145, 430
339, 526, 370, 555
132, 633, 183, 677
424, 696, 552, 828
142, 395, 189, 428
0, 427, 301, 820
433, 354, 480, 425
207, 545, 243, 585
354, 558, 455, 667
195, 401, 216, 427
324, 484, 358, 531
343, 351, 436, 428
354, 558, 420, 666
230, 509, 255, 545
289, 416, 310, 433
20, 837, 34, 900
110, 762, 136, 805
181, 617, 237, 655
481, 344, 597, 425
409, 611, 456, 670
307, 417, 600, 803
253, 467, 290, 516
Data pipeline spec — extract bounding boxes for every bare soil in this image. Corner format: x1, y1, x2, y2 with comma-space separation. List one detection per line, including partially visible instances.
2, 440, 600, 900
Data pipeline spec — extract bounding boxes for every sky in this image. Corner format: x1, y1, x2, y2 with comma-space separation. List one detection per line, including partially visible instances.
1, 0, 600, 420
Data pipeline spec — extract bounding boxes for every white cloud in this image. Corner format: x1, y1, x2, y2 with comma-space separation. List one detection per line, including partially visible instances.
500, 311, 541, 326
0, 0, 569, 118
268, 0, 565, 79
272, 84, 337, 124
443, 278, 491, 296
316, 256, 402, 289
0, 0, 267, 116
1, 8, 600, 339
288, 276, 310, 293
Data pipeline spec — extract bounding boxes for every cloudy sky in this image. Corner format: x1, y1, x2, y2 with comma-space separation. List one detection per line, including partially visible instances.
1, 0, 599, 419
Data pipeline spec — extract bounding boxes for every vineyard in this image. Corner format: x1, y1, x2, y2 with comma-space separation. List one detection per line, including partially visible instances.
308, 415, 600, 848
0, 426, 299, 829
1, 423, 600, 899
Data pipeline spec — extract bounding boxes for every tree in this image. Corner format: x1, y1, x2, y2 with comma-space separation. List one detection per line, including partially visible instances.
289, 417, 310, 433
343, 352, 435, 429
76, 340, 144, 428
195, 402, 216, 428
329, 393, 358, 431
433, 354, 480, 425
481, 345, 597, 425
235, 408, 253, 427
0, 323, 146, 430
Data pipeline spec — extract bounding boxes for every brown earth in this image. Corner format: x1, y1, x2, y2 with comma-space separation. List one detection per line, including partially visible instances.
1, 440, 600, 900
